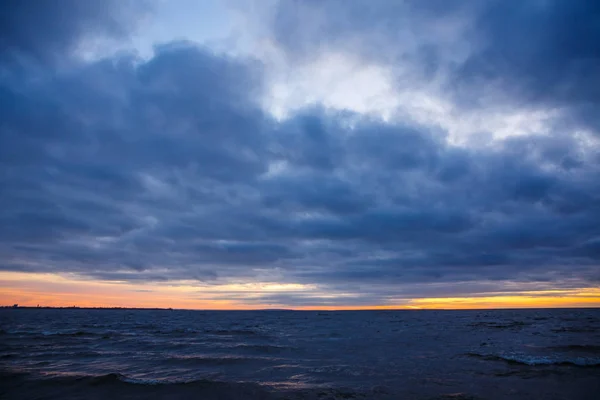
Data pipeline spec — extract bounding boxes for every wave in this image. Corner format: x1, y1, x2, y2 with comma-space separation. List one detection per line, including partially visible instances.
548, 345, 600, 354
467, 352, 600, 367
551, 326, 597, 333
166, 354, 276, 366
0, 371, 338, 400
151, 328, 201, 335
231, 344, 293, 354
468, 321, 529, 329
0, 371, 391, 400
27, 350, 135, 360
91, 373, 165, 385
204, 329, 264, 336
4, 330, 100, 337
42, 330, 98, 337
3, 370, 260, 387
49, 373, 258, 387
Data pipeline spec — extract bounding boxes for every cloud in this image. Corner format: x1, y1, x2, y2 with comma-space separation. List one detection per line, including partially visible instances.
1, 0, 599, 306
268, 0, 600, 135
0, 0, 149, 67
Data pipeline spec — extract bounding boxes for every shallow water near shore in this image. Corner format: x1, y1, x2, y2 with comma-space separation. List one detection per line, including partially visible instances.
1, 308, 599, 399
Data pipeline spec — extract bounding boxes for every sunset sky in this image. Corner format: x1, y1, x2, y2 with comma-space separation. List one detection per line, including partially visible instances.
1, 0, 599, 310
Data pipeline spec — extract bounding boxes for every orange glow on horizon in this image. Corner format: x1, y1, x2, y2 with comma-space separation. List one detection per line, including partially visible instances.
1, 271, 599, 310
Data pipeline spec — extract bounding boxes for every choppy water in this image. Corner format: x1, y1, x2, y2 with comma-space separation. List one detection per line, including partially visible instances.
1, 309, 599, 399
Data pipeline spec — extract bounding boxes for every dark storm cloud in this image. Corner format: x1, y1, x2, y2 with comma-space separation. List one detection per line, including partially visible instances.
1, 0, 599, 305
454, 1, 600, 132
0, 0, 147, 66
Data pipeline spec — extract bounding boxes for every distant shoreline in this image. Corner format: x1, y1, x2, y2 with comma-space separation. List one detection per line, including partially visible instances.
2, 306, 599, 311
0, 306, 174, 311
0, 306, 293, 311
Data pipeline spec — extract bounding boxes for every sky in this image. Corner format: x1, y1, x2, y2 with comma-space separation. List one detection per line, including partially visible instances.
1, 0, 599, 309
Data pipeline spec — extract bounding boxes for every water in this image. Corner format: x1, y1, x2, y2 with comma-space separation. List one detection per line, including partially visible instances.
1, 309, 599, 399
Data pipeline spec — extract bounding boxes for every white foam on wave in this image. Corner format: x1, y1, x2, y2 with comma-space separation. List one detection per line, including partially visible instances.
500, 353, 600, 367
118, 375, 164, 385
472, 352, 600, 367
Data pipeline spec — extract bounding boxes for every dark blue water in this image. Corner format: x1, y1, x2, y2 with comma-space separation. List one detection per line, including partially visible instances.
1, 309, 599, 399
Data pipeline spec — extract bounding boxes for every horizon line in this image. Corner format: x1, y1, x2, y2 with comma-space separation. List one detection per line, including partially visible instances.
4, 305, 600, 312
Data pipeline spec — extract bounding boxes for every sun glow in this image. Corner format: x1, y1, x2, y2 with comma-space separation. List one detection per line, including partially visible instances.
2, 272, 599, 310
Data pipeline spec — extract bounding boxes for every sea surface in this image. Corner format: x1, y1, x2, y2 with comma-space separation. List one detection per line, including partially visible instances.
1, 308, 599, 399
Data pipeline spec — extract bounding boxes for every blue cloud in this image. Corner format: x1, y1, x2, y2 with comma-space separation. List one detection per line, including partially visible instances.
1, 0, 148, 67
